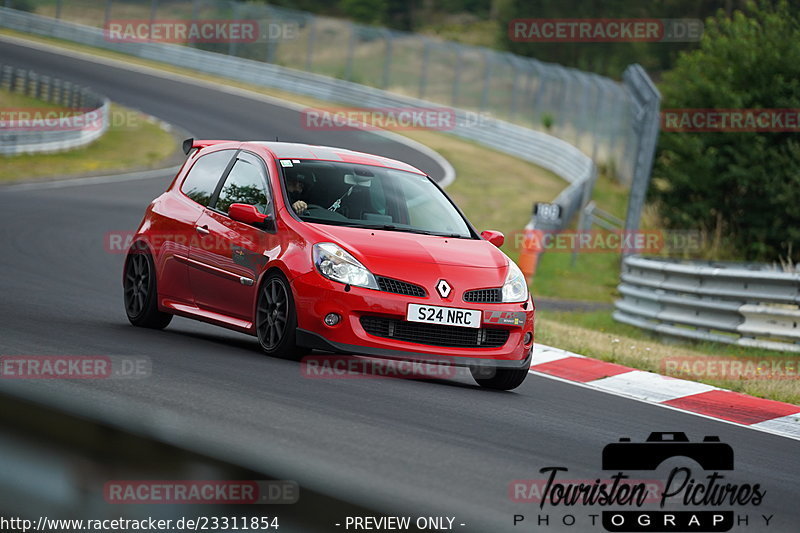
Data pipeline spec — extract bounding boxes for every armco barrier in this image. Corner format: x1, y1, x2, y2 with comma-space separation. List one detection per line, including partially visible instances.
0, 7, 594, 213
0, 63, 110, 154
614, 255, 800, 352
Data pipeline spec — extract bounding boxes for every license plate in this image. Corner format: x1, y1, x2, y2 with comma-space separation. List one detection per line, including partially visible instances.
407, 304, 481, 329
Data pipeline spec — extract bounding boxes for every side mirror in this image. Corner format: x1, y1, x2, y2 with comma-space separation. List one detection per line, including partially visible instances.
229, 203, 272, 229
481, 230, 505, 248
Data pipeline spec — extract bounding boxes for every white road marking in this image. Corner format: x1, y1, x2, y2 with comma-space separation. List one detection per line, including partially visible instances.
531, 344, 584, 365
750, 412, 800, 439
590, 370, 717, 403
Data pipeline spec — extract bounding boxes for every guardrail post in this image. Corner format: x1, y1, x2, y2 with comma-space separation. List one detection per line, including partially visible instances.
13, 68, 26, 94
40, 75, 51, 102
27, 72, 37, 98
55, 0, 63, 20
62, 80, 72, 107
0, 65, 10, 91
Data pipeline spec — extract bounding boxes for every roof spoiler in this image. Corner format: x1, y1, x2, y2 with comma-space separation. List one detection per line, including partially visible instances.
182, 138, 231, 155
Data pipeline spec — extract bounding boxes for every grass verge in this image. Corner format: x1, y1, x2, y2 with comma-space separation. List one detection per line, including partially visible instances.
0, 90, 177, 181
536, 311, 799, 405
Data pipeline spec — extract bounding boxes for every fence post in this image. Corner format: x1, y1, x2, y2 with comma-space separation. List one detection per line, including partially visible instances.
622, 64, 661, 241
451, 46, 462, 108
508, 54, 522, 119
104, 0, 112, 28
418, 39, 431, 100
305, 15, 316, 71
149, 0, 158, 36
227, 2, 240, 57
381, 29, 392, 90
479, 51, 493, 111
343, 22, 357, 81
55, 0, 63, 20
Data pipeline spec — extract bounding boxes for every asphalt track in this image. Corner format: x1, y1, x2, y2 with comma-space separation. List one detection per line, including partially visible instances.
1, 39, 798, 532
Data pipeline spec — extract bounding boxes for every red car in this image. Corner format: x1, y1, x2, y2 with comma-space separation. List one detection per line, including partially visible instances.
123, 140, 534, 390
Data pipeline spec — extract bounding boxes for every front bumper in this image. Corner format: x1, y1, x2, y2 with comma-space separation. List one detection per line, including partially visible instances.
291, 271, 534, 369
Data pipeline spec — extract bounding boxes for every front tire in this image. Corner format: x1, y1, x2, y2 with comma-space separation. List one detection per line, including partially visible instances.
123, 243, 172, 329
256, 271, 303, 360
471, 366, 529, 391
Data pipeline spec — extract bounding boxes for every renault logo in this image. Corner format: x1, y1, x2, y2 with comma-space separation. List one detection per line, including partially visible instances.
436, 279, 452, 298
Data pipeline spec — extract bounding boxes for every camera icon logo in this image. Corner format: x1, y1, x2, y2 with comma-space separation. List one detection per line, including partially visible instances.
602, 432, 734, 471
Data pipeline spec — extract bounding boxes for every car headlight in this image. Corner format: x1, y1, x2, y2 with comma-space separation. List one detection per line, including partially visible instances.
313, 242, 378, 290
501, 260, 528, 303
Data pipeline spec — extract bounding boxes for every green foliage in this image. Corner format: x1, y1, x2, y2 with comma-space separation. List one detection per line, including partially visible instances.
494, 0, 800, 77
652, 1, 800, 262
341, 0, 389, 25
9, 0, 35, 12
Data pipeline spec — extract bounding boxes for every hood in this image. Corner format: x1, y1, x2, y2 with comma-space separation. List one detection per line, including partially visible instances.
306, 224, 508, 270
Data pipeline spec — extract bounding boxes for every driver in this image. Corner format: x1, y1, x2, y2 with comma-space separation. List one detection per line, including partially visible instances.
286, 173, 308, 213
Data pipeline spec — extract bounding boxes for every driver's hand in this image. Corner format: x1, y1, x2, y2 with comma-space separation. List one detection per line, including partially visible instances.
292, 200, 307, 213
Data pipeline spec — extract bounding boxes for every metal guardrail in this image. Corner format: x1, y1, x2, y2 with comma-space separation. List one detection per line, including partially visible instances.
9, 0, 638, 183
615, 255, 800, 352
0, 63, 110, 154
0, 7, 599, 211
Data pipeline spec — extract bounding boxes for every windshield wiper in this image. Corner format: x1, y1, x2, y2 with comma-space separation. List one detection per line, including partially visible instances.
356, 224, 468, 238
356, 224, 433, 234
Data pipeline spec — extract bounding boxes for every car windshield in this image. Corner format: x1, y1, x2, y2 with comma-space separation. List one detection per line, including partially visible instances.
280, 160, 473, 238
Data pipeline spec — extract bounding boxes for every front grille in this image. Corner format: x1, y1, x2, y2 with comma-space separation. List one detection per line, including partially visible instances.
360, 316, 509, 348
376, 276, 426, 297
463, 288, 502, 303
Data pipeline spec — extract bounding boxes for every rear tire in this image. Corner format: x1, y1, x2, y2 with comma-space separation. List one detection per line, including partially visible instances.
256, 271, 304, 360
123, 242, 172, 329
470, 366, 528, 391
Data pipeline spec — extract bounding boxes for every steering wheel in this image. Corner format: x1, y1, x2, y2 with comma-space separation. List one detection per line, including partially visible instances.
298, 203, 327, 216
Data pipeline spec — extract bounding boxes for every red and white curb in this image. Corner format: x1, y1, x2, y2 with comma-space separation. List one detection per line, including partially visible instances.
529, 344, 800, 441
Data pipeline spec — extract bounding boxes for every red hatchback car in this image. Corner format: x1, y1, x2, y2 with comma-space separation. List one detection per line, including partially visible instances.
123, 140, 534, 390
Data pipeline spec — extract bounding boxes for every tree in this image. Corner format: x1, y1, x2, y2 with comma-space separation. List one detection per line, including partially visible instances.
651, 1, 800, 263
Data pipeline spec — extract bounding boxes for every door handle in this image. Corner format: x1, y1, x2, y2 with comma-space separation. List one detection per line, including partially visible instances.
195, 225, 210, 236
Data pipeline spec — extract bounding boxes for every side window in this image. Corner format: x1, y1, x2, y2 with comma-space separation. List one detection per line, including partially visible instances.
180, 150, 234, 206
215, 159, 272, 215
